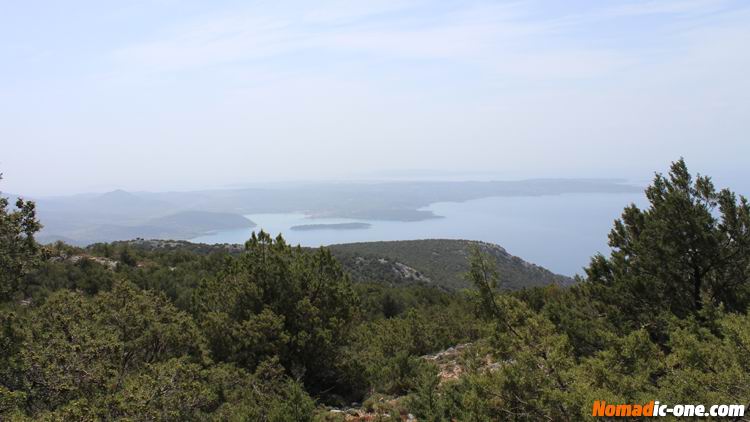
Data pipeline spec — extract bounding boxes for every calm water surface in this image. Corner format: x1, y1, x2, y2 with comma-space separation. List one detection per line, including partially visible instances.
191, 192, 646, 276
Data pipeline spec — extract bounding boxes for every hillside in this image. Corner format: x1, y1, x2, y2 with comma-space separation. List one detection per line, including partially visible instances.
116, 238, 570, 290
291, 222, 371, 231
39, 211, 255, 245
6, 162, 749, 421
146, 211, 255, 234
328, 239, 571, 290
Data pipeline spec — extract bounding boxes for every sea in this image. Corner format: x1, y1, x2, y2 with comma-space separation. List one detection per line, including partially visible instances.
191, 192, 647, 277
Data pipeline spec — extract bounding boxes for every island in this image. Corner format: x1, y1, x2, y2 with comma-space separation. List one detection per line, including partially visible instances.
290, 222, 372, 231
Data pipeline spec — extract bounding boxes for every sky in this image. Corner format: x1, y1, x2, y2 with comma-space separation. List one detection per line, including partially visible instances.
1, 0, 749, 196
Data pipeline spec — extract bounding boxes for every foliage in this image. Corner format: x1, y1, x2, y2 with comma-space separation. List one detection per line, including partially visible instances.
2, 160, 750, 419
192, 231, 359, 394
586, 158, 750, 324
401, 160, 750, 421
0, 174, 42, 301
330, 239, 570, 290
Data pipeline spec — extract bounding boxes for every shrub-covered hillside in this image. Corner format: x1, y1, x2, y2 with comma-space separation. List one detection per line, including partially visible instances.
328, 239, 571, 289
1, 159, 749, 421
101, 237, 571, 292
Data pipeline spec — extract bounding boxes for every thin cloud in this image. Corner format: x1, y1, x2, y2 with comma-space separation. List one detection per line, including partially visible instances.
601, 0, 732, 18
108, 1, 591, 76
2, 0, 749, 195
108, 0, 747, 81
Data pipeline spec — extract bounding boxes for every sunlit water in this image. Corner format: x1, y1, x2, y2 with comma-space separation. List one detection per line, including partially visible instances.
191, 192, 646, 276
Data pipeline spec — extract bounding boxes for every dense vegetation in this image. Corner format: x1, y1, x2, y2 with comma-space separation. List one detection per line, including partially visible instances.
1, 160, 749, 420
87, 237, 569, 291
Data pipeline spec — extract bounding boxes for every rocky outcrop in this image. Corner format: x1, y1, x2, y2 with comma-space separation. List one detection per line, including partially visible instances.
326, 343, 498, 421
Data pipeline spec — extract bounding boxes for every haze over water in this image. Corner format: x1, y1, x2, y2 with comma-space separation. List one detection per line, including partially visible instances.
193, 192, 646, 276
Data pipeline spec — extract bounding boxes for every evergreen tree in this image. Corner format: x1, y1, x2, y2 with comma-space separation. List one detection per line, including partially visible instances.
193, 231, 359, 393
586, 159, 750, 322
0, 173, 42, 301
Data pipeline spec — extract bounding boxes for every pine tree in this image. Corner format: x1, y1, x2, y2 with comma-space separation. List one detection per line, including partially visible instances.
586, 159, 750, 321
0, 173, 42, 301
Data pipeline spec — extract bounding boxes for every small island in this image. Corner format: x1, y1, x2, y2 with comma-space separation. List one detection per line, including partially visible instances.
290, 222, 372, 231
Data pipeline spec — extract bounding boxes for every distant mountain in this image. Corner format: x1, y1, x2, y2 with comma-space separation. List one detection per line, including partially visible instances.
38, 189, 173, 219
135, 179, 641, 221
290, 222, 371, 231
147, 211, 255, 233
28, 179, 641, 245
37, 211, 254, 245
97, 189, 141, 202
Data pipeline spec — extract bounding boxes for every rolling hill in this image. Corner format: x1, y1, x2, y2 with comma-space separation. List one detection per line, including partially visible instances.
328, 239, 571, 290
119, 238, 571, 290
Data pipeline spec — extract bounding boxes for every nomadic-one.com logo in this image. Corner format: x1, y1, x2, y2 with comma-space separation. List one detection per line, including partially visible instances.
592, 400, 745, 418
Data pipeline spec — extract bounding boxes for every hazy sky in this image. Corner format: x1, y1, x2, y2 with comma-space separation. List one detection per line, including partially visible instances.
2, 0, 749, 196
